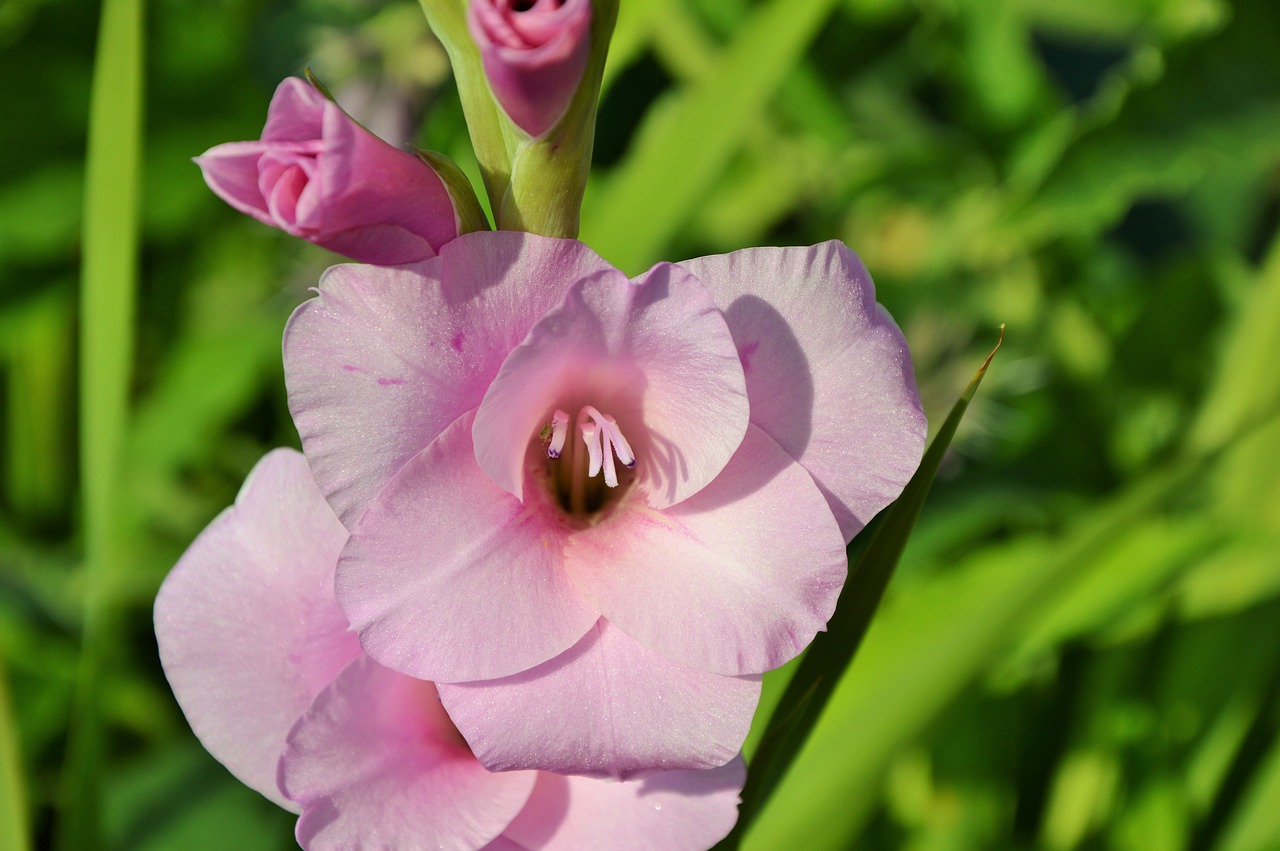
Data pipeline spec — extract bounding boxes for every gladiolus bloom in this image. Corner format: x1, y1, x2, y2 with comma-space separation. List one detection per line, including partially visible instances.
468, 0, 592, 137
283, 231, 927, 777
155, 449, 745, 851
196, 77, 459, 265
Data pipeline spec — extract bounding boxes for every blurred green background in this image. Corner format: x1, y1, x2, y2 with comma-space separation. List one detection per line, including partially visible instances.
2, 0, 1279, 848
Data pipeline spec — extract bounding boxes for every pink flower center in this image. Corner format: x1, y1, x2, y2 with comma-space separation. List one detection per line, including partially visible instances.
542, 405, 636, 517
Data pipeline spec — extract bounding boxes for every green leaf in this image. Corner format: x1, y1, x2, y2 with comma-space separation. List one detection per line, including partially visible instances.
723, 329, 1005, 847
0, 652, 30, 851
60, 0, 145, 846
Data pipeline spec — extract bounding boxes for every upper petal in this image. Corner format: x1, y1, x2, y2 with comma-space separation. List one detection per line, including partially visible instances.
261, 77, 326, 143
437, 619, 759, 778
279, 656, 537, 851
564, 425, 848, 676
473, 262, 748, 509
678, 242, 927, 541
337, 411, 599, 683
153, 449, 361, 811
284, 231, 615, 527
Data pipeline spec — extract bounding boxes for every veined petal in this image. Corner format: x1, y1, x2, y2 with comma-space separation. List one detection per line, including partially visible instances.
154, 449, 361, 811
679, 241, 927, 541
279, 657, 536, 851
284, 231, 614, 527
564, 425, 847, 676
437, 619, 759, 778
474, 262, 748, 508
337, 411, 599, 683
502, 758, 745, 851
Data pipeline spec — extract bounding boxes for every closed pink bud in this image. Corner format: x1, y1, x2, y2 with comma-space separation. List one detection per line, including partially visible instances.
196, 78, 458, 265
468, 0, 592, 138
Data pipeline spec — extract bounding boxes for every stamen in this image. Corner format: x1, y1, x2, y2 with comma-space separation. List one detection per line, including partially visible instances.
601, 414, 636, 469
543, 404, 638, 508
579, 406, 635, 487
579, 411, 604, 478
546, 409, 569, 458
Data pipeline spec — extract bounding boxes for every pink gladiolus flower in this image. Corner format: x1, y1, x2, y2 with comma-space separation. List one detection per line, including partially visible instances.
196, 77, 459, 265
468, 0, 592, 137
283, 231, 927, 777
155, 448, 745, 851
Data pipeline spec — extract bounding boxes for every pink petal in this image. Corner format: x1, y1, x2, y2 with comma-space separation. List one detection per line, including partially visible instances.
154, 449, 361, 811
298, 101, 456, 263
678, 242, 927, 541
194, 140, 275, 225
473, 262, 748, 509
337, 411, 599, 683
437, 619, 759, 778
564, 425, 847, 676
502, 757, 745, 851
261, 77, 327, 143
284, 232, 615, 526
279, 657, 537, 851
468, 0, 592, 137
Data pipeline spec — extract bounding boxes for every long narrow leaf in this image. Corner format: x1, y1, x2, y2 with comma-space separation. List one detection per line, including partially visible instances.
720, 329, 1005, 846
0, 653, 30, 851
59, 0, 144, 846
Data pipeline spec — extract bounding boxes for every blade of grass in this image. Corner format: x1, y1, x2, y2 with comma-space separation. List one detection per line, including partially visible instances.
58, 0, 144, 846
0, 652, 30, 851
720, 329, 1004, 848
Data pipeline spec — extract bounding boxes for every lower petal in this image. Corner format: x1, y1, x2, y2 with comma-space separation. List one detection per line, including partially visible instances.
437, 619, 759, 778
565, 425, 848, 676
280, 657, 536, 851
337, 411, 599, 683
502, 758, 745, 851
154, 449, 361, 811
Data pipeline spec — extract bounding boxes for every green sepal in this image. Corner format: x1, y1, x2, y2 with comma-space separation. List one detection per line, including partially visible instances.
418, 0, 512, 218
413, 147, 491, 236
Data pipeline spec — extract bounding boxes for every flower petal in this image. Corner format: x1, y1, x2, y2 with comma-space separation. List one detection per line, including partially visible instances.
284, 231, 615, 526
502, 757, 745, 851
474, 261, 748, 508
337, 410, 599, 682
564, 425, 847, 676
279, 657, 536, 851
437, 619, 759, 778
300, 101, 457, 262
678, 241, 927, 541
261, 76, 326, 143
154, 449, 361, 811
194, 140, 275, 225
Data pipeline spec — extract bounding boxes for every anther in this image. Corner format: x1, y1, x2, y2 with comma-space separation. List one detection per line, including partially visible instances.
546, 409, 569, 458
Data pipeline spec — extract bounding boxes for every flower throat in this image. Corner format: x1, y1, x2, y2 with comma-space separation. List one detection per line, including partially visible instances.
542, 405, 635, 517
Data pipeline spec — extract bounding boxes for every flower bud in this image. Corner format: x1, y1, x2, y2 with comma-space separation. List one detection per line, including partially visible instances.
467, 0, 592, 138
196, 77, 472, 265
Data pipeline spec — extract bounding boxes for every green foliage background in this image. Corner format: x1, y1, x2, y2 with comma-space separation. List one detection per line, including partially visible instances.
1, 0, 1278, 848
